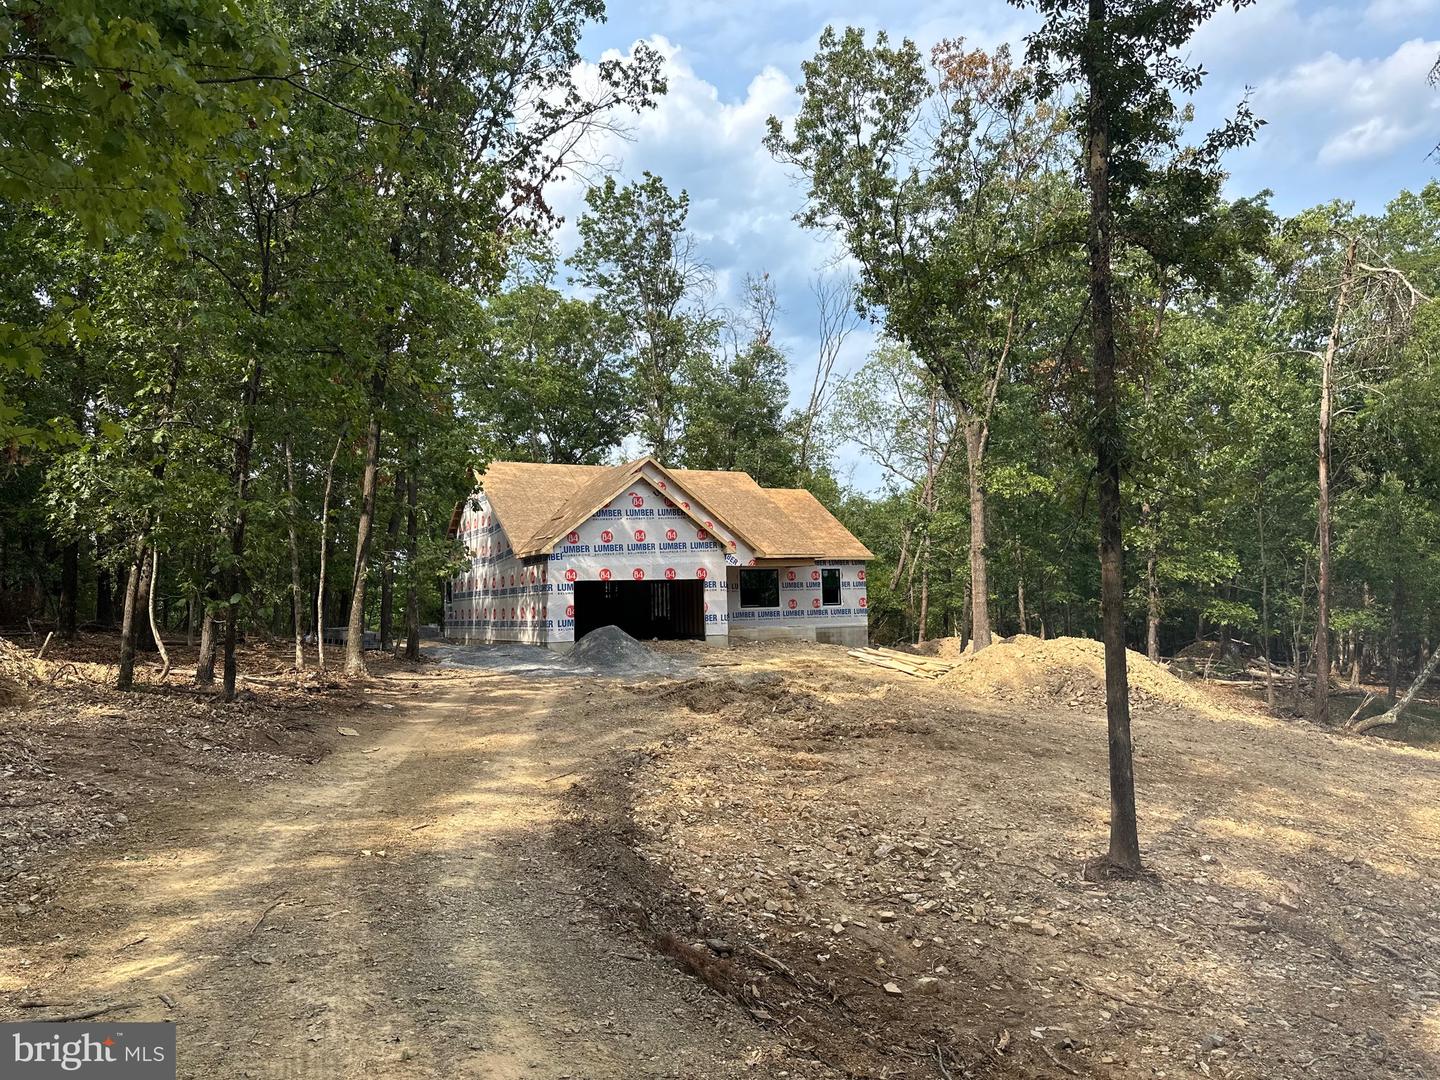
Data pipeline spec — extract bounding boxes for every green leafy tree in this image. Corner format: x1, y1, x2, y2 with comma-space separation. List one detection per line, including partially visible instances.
572, 172, 716, 464
1, 0, 291, 442
473, 276, 628, 464
678, 274, 801, 487
767, 32, 1075, 651
1019, 0, 1263, 875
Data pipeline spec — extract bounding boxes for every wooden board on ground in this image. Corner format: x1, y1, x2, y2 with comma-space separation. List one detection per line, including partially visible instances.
847, 647, 956, 679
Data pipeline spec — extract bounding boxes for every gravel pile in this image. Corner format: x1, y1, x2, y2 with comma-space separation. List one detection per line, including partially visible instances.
432, 628, 690, 680
568, 626, 686, 679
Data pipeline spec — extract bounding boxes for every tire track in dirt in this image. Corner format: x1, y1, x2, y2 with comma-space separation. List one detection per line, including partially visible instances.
0, 667, 762, 1078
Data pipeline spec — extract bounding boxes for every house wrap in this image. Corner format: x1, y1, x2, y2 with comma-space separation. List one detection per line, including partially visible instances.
444, 457, 872, 651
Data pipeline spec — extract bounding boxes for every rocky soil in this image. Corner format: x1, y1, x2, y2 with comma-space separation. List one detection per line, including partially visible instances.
567, 641, 1440, 1079
4, 633, 1439, 1079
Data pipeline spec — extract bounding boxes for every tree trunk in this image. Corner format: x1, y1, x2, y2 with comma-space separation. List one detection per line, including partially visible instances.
1290, 622, 1306, 714
345, 372, 386, 677
96, 546, 114, 627
404, 468, 420, 661
963, 421, 992, 651
917, 533, 931, 644
283, 437, 306, 672
59, 541, 78, 640
1144, 550, 1160, 661
958, 579, 972, 653
222, 356, 264, 702
196, 610, 218, 686
316, 429, 345, 672
379, 484, 403, 651
1016, 575, 1027, 636
116, 539, 149, 690
1258, 499, 1276, 709
1314, 238, 1358, 725
148, 546, 170, 681
1083, 0, 1140, 874
1351, 637, 1440, 734
890, 524, 912, 592
1388, 583, 1402, 702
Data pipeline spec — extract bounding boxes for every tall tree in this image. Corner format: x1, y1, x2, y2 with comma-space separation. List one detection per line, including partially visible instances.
1279, 206, 1431, 722
833, 342, 959, 643
339, 2, 664, 676
677, 274, 801, 487
768, 33, 1073, 652
1020, 0, 1262, 874
571, 172, 714, 463
472, 273, 629, 464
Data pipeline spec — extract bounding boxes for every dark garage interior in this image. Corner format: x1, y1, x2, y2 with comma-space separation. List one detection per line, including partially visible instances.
573, 580, 705, 642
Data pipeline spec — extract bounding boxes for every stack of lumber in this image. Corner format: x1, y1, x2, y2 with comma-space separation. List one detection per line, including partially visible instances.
847, 646, 957, 679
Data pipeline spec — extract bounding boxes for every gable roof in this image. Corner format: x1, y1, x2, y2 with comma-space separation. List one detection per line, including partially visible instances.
466, 458, 873, 562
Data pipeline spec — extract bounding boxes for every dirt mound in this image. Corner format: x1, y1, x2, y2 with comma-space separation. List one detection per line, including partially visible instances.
0, 636, 36, 706
925, 636, 972, 661
569, 626, 681, 679
941, 634, 1211, 712
651, 671, 828, 725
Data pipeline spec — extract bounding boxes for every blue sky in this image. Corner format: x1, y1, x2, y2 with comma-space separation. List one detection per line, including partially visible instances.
549, 0, 1440, 491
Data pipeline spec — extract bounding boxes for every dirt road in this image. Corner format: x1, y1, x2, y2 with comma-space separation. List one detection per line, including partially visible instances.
1, 666, 761, 1078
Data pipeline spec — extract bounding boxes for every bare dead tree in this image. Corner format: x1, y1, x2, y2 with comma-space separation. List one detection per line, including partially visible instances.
799, 273, 861, 471
1298, 229, 1431, 725
1349, 638, 1440, 735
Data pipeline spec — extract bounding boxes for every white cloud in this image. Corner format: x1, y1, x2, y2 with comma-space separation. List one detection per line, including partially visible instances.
552, 37, 859, 369
554, 13, 1440, 490
1364, 0, 1440, 29
1254, 37, 1440, 167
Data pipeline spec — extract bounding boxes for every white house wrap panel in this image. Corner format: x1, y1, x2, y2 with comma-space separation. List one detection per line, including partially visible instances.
542, 478, 730, 644
444, 457, 872, 651
447, 495, 551, 645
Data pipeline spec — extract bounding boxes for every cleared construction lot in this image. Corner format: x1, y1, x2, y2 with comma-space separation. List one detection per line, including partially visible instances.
3, 634, 1439, 1078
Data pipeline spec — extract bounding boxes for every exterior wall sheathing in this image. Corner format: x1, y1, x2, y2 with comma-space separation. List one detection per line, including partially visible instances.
445, 469, 869, 650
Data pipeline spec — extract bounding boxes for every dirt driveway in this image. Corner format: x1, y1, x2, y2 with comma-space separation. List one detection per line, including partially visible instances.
0, 665, 766, 1079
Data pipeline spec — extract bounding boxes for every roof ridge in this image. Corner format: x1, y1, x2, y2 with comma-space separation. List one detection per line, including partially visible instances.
472, 459, 871, 562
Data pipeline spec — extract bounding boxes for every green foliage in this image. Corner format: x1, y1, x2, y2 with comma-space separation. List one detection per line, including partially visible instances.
766, 29, 1074, 411
571, 172, 716, 461
678, 276, 802, 487
471, 277, 628, 464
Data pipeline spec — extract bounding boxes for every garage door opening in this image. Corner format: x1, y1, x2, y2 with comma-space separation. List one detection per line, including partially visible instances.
573, 580, 705, 642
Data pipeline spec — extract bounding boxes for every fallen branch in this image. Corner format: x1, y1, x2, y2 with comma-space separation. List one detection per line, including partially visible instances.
1074, 978, 1186, 1015
935, 1043, 955, 1079
247, 896, 286, 937
1043, 1045, 1080, 1076
1349, 638, 1440, 734
1345, 693, 1377, 728
31, 1001, 138, 1022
